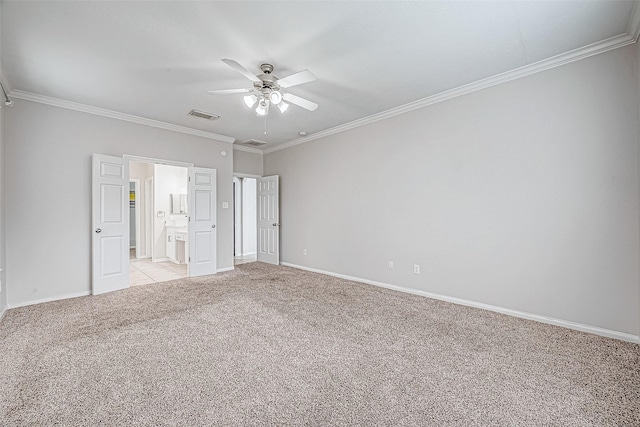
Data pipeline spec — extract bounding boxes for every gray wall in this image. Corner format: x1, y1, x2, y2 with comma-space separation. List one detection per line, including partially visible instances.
0, 98, 6, 317
5, 100, 234, 307
233, 149, 263, 176
0, 3, 6, 318
637, 40, 640, 338
264, 45, 640, 336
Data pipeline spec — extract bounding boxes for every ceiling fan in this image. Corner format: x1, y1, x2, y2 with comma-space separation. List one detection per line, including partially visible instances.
208, 59, 318, 116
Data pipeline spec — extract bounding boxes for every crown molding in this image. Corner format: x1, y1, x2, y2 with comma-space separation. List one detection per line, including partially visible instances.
8, 90, 236, 144
264, 32, 635, 154
0, 65, 14, 105
232, 144, 263, 154
626, 0, 640, 42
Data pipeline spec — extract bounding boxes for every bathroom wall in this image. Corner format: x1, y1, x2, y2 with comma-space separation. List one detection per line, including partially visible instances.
153, 164, 188, 260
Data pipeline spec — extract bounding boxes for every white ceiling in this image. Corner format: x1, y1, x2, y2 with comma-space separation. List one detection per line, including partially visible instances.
1, 1, 636, 149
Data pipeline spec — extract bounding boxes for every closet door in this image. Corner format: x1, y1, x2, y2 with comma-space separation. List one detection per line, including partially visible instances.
257, 175, 279, 265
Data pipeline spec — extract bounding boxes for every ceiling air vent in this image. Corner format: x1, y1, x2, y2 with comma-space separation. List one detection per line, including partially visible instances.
243, 139, 267, 147
188, 109, 219, 120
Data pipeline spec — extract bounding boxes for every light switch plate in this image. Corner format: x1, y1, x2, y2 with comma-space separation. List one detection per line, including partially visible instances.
222, 202, 229, 209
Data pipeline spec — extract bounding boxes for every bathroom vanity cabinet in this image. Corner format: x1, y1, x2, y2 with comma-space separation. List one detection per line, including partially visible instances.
166, 227, 188, 264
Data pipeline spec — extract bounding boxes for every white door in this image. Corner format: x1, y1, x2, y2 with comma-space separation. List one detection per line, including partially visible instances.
188, 167, 217, 276
92, 154, 130, 295
257, 175, 279, 265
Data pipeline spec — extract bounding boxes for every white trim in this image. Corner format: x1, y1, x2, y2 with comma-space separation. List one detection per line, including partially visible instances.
233, 144, 263, 154
8, 90, 236, 143
0, 66, 13, 98
145, 177, 154, 259
281, 262, 640, 344
123, 155, 194, 168
233, 172, 262, 179
217, 266, 234, 273
5, 15, 639, 155
130, 178, 142, 259
0, 307, 7, 323
8, 291, 92, 309
264, 33, 636, 154
626, 0, 640, 42
152, 257, 170, 263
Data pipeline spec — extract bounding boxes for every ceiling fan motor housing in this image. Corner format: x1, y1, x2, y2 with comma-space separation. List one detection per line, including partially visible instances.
253, 64, 282, 102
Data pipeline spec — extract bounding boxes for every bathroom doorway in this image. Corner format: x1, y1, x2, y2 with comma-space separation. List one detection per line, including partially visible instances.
233, 175, 258, 265
128, 159, 190, 286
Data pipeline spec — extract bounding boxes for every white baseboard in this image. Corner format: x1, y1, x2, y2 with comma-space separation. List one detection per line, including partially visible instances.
0, 306, 7, 323
281, 262, 640, 344
217, 266, 234, 273
8, 291, 92, 309
242, 252, 257, 257
152, 257, 170, 263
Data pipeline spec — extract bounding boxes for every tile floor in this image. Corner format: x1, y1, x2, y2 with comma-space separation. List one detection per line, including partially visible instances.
129, 249, 188, 286
129, 250, 255, 286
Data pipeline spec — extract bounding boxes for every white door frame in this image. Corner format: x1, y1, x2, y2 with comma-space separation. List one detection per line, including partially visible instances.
123, 155, 193, 168
130, 178, 141, 259
233, 173, 261, 261
233, 176, 243, 257
144, 176, 153, 259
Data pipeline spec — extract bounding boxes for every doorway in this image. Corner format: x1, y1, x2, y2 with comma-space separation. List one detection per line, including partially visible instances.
233, 176, 257, 266
92, 154, 218, 295
128, 160, 189, 286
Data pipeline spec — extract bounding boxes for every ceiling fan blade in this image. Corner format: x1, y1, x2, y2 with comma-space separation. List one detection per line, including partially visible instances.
207, 88, 253, 95
221, 59, 262, 83
277, 69, 316, 88
283, 93, 318, 111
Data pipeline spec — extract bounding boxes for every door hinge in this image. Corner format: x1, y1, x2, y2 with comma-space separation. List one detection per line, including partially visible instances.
189, 257, 191, 262
188, 176, 191, 182
189, 216, 191, 222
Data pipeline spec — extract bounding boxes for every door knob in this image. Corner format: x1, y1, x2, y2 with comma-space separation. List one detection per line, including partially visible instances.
212, 225, 216, 228
95, 228, 102, 233
273, 223, 280, 226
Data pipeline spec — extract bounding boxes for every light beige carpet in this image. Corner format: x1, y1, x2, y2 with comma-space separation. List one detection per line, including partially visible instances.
0, 262, 638, 426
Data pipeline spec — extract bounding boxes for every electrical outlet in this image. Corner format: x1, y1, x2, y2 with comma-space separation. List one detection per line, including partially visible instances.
388, 261, 394, 270
303, 249, 307, 256
413, 264, 421, 274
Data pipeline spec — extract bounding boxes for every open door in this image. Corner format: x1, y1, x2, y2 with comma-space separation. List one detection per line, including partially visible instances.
188, 167, 217, 276
257, 175, 279, 265
92, 154, 130, 295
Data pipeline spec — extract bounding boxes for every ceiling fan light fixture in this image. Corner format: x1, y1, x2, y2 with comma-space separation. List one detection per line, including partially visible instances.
255, 97, 269, 116
243, 94, 258, 108
277, 101, 289, 113
269, 90, 282, 105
